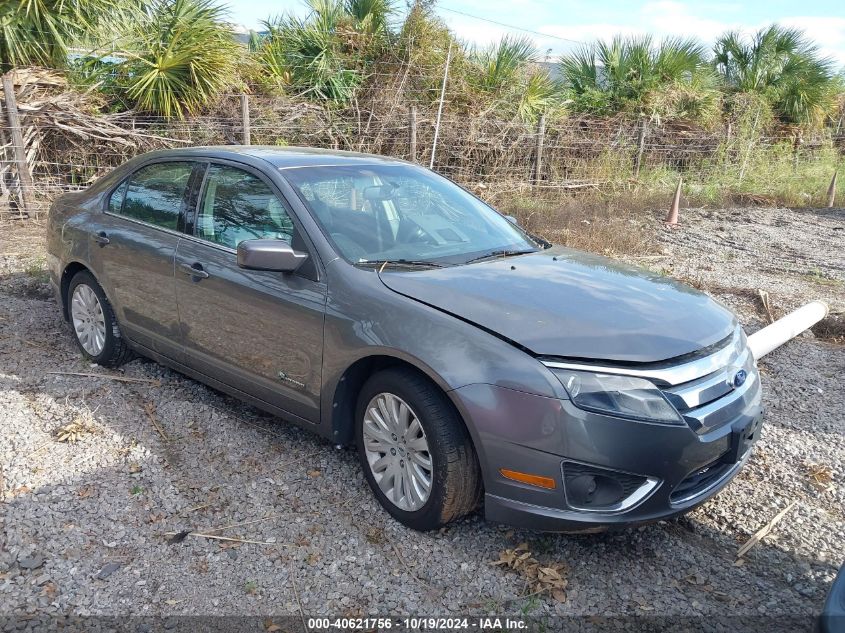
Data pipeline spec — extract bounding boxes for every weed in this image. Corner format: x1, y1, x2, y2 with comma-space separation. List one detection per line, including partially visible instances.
804, 267, 843, 287
520, 595, 541, 615
24, 257, 49, 283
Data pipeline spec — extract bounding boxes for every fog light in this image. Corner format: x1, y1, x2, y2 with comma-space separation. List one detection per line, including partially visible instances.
562, 461, 659, 512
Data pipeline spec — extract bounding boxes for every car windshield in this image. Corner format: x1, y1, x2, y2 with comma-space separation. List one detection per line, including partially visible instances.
282, 164, 538, 266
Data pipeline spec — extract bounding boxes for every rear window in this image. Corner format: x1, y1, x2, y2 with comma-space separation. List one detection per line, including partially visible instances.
119, 162, 194, 230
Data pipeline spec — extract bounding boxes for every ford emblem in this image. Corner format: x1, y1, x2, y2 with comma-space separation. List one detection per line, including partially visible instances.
733, 369, 748, 387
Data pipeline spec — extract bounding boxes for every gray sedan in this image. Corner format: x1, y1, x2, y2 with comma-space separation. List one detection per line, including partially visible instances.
46, 147, 762, 532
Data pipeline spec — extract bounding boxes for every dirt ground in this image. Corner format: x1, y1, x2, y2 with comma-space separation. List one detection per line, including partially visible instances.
1, 206, 843, 631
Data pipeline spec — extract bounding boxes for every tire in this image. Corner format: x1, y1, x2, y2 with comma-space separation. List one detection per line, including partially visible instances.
355, 367, 482, 531
67, 270, 133, 368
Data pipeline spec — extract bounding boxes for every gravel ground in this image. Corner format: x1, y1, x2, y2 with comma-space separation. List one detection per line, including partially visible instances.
1, 208, 843, 629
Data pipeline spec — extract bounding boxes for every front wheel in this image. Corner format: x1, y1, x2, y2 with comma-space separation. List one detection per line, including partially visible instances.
355, 367, 482, 531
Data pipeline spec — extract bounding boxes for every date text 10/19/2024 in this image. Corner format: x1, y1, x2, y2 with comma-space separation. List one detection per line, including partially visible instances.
307, 617, 527, 630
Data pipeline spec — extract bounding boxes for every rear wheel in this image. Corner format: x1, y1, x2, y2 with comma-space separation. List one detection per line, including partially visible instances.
355, 367, 482, 531
67, 271, 133, 368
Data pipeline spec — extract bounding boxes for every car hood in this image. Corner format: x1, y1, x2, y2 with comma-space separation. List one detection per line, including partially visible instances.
379, 247, 737, 363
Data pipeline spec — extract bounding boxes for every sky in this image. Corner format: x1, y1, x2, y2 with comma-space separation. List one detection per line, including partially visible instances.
224, 0, 845, 68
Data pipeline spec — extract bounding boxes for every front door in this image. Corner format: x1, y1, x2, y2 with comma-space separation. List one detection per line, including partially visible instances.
174, 163, 326, 423
90, 160, 199, 359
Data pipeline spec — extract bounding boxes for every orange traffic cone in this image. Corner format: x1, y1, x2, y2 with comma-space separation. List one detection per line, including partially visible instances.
665, 177, 682, 225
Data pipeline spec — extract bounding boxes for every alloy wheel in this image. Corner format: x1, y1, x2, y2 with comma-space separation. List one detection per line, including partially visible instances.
71, 283, 107, 356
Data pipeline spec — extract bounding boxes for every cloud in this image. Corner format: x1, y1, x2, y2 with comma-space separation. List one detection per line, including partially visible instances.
540, 22, 641, 44
640, 1, 738, 43
441, 14, 513, 49
778, 16, 845, 69
437, 1, 845, 67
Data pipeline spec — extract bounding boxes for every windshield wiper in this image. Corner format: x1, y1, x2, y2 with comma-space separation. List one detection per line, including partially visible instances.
357, 259, 446, 270
464, 249, 537, 265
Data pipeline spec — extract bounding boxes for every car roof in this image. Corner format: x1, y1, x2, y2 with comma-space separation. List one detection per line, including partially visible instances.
139, 146, 411, 169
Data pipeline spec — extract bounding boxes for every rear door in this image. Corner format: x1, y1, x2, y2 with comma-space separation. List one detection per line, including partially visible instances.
90, 160, 201, 359
174, 162, 327, 423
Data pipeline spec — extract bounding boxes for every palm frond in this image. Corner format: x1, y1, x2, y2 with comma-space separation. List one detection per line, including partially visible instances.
94, 0, 241, 118
258, 0, 395, 105
345, 0, 394, 34
0, 0, 121, 70
714, 24, 838, 125
516, 70, 563, 122
559, 34, 713, 121
474, 35, 537, 92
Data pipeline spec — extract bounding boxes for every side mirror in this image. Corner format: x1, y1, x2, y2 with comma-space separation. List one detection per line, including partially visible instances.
237, 239, 308, 272
505, 215, 519, 226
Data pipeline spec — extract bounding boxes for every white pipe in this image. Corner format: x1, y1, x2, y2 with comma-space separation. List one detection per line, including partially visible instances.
430, 42, 452, 170
747, 300, 830, 359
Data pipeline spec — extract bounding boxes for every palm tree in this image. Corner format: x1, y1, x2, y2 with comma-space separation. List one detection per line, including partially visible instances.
559, 35, 717, 121
90, 0, 241, 118
345, 0, 393, 35
469, 36, 563, 122
714, 25, 839, 126
260, 0, 395, 104
473, 36, 536, 92
0, 0, 119, 71
516, 70, 563, 122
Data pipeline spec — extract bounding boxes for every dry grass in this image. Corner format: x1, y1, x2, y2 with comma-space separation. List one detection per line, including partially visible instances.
495, 189, 662, 256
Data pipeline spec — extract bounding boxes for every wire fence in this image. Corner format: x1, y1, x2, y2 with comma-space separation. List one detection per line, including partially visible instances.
2, 68, 844, 219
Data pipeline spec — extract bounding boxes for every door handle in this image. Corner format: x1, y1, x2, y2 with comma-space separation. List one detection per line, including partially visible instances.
180, 262, 209, 280
93, 232, 110, 246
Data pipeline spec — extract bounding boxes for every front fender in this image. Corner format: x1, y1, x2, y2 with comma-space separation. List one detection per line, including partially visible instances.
320, 261, 567, 437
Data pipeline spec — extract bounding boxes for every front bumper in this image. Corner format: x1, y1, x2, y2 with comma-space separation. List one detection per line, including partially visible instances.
451, 371, 763, 532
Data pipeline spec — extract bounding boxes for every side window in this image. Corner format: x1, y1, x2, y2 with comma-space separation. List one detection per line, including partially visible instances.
108, 180, 128, 214
197, 165, 296, 250
121, 162, 194, 231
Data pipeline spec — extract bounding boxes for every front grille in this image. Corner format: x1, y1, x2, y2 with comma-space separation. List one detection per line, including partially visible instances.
659, 344, 756, 434
670, 458, 733, 504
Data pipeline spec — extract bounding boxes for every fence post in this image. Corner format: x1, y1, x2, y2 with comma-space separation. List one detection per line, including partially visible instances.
532, 114, 546, 188
240, 94, 251, 145
409, 105, 417, 163
0, 97, 9, 198
634, 120, 647, 178
827, 170, 838, 208
792, 132, 802, 173
2, 72, 34, 218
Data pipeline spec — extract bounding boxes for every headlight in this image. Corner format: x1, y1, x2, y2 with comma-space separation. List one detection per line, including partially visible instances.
551, 369, 684, 425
